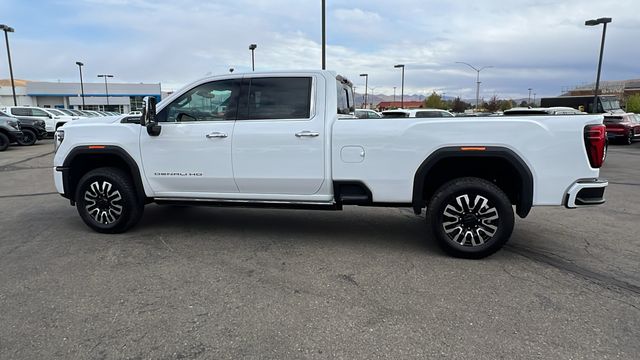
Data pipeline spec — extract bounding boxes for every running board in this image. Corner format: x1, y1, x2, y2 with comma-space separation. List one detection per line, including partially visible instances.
153, 197, 341, 211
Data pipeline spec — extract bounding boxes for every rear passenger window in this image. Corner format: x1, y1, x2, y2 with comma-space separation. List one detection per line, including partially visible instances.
415, 111, 443, 118
11, 108, 31, 116
243, 77, 311, 119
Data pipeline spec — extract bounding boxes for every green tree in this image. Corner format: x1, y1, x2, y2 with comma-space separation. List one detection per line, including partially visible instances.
424, 92, 444, 109
485, 95, 500, 112
451, 97, 468, 113
625, 94, 640, 113
500, 99, 514, 111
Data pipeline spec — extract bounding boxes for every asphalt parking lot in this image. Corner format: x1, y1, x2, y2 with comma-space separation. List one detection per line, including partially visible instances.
1, 140, 639, 359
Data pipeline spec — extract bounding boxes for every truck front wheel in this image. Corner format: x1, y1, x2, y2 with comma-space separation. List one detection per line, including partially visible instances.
426, 177, 514, 259
75, 167, 143, 233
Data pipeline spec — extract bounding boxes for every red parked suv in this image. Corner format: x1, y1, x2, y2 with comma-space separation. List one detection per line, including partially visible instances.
604, 113, 640, 145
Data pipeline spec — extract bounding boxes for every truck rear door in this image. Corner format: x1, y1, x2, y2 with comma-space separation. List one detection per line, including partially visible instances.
231, 75, 325, 195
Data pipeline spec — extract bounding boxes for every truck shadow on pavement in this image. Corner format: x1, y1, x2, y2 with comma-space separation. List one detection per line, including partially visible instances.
134, 204, 444, 255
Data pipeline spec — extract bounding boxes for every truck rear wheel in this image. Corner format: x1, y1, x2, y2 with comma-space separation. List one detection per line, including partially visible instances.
426, 177, 514, 259
75, 167, 143, 233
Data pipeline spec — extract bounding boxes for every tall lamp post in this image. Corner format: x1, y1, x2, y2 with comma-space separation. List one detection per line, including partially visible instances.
394, 64, 405, 108
456, 61, 493, 110
528, 88, 532, 105
359, 73, 368, 109
321, 0, 326, 70
76, 62, 85, 110
97, 74, 114, 108
249, 44, 257, 71
585, 17, 612, 113
0, 24, 17, 106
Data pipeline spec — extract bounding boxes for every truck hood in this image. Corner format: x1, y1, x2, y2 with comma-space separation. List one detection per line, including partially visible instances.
69, 115, 123, 125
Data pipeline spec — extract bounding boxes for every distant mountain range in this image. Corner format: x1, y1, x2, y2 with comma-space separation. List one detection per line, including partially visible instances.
354, 92, 537, 106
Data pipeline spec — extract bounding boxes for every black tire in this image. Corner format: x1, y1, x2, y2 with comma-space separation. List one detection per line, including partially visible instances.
75, 167, 144, 233
426, 177, 515, 259
0, 132, 9, 151
16, 129, 37, 146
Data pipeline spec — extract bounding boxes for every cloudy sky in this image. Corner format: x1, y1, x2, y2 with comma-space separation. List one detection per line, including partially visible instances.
0, 0, 638, 99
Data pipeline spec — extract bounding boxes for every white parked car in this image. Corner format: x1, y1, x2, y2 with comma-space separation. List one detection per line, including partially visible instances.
354, 109, 382, 119
53, 70, 608, 258
381, 108, 455, 118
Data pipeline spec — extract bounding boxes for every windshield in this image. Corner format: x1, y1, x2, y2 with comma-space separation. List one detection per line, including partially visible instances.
59, 109, 74, 116
600, 99, 621, 111
48, 109, 65, 116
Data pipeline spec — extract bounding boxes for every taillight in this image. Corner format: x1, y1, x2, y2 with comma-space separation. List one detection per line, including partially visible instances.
584, 124, 606, 168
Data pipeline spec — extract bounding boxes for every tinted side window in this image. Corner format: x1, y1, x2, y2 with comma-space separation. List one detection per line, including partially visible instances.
241, 77, 311, 120
415, 111, 443, 118
336, 81, 354, 115
31, 108, 50, 117
11, 108, 31, 116
158, 79, 240, 122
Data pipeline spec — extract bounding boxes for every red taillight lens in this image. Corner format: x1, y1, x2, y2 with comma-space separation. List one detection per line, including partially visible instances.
584, 124, 606, 168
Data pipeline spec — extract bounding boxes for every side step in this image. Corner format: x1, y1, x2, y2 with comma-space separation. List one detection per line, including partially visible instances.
153, 197, 340, 211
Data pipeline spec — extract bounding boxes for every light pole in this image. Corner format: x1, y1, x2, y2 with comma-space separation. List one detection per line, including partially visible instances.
97, 74, 114, 108
456, 61, 493, 110
249, 44, 257, 71
533, 93, 537, 106
359, 73, 368, 109
585, 17, 612, 113
528, 88, 532, 106
0, 24, 17, 106
394, 64, 405, 108
321, 0, 326, 70
76, 62, 85, 110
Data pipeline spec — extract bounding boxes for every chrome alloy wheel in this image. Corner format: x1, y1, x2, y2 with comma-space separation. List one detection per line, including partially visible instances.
442, 194, 499, 247
84, 180, 123, 224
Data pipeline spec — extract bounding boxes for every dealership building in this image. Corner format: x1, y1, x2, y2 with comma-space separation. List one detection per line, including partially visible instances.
0, 79, 162, 113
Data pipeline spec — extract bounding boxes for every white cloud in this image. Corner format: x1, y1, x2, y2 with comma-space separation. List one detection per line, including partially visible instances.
0, 0, 637, 98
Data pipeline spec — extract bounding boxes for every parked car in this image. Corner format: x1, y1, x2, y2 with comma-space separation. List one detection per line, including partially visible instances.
382, 109, 455, 118
0, 107, 47, 145
40, 108, 82, 131
1, 106, 58, 134
603, 113, 640, 145
503, 107, 588, 116
354, 109, 382, 119
53, 70, 608, 259
0, 110, 24, 151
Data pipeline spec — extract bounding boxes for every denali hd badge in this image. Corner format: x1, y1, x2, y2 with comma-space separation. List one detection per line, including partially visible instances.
154, 172, 203, 177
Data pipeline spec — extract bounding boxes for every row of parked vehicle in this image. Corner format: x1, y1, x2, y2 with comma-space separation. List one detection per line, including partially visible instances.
355, 107, 639, 145
0, 106, 122, 151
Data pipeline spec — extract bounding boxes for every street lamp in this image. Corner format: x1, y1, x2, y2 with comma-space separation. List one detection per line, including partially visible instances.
528, 88, 532, 106
321, 0, 326, 69
76, 62, 85, 110
456, 61, 493, 110
394, 64, 405, 108
0, 24, 17, 106
249, 44, 257, 71
97, 74, 114, 107
359, 73, 368, 109
585, 17, 612, 113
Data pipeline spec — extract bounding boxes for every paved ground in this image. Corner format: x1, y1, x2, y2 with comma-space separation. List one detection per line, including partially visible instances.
0, 140, 639, 359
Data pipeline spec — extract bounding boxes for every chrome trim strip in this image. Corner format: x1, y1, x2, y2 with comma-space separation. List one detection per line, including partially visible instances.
154, 197, 335, 206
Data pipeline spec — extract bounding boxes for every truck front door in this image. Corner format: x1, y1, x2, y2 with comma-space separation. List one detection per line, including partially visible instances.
139, 79, 240, 197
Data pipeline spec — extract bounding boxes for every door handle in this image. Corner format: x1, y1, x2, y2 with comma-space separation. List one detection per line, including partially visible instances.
295, 131, 319, 138
206, 132, 228, 139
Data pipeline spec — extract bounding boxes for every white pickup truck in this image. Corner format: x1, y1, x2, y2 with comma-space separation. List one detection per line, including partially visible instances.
53, 70, 608, 258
